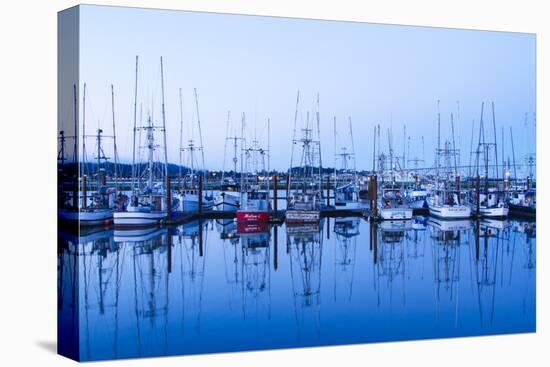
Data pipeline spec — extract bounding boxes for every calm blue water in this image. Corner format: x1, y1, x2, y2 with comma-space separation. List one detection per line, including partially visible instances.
58, 217, 536, 361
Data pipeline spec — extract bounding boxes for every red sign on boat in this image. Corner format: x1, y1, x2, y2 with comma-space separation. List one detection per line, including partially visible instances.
236, 210, 269, 223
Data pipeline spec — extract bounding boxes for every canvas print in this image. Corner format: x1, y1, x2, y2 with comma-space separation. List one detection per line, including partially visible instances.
57, 5, 536, 362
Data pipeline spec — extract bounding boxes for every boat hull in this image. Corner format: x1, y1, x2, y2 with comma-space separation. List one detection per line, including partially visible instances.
214, 192, 240, 212
508, 204, 536, 219
285, 210, 320, 223
113, 211, 166, 227
379, 207, 413, 220
236, 210, 269, 223
58, 209, 114, 227
428, 204, 471, 219
478, 206, 509, 218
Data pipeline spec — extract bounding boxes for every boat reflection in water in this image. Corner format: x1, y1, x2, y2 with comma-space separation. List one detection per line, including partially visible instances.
58, 216, 536, 361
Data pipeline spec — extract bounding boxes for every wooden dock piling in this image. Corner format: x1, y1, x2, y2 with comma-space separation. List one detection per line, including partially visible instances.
273, 175, 278, 212
476, 175, 481, 217
198, 175, 203, 213
166, 175, 171, 218
82, 175, 87, 209
372, 175, 378, 218
167, 231, 172, 273
326, 176, 330, 206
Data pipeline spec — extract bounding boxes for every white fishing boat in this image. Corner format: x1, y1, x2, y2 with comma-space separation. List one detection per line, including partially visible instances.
427, 191, 471, 219
58, 83, 118, 227
379, 187, 413, 220
470, 102, 509, 219
286, 92, 323, 225
216, 113, 244, 212
114, 57, 170, 228
333, 117, 360, 209
235, 113, 272, 222
176, 88, 215, 213
428, 104, 471, 220
477, 189, 509, 218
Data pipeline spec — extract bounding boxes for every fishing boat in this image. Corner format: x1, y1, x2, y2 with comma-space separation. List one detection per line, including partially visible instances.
286, 93, 323, 225
428, 105, 471, 220
508, 188, 536, 218
236, 113, 271, 223
113, 57, 171, 228
176, 88, 214, 212
333, 117, 360, 209
58, 83, 117, 227
379, 186, 413, 220
215, 112, 242, 212
427, 189, 471, 219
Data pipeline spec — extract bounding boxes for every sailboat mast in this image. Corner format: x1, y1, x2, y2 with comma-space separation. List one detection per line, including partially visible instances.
451, 113, 458, 179
240, 113, 245, 203
73, 84, 78, 164
288, 91, 299, 195
334, 116, 337, 190
349, 116, 357, 192
160, 57, 169, 182
267, 117, 271, 174
179, 88, 184, 188
131, 56, 139, 196
510, 127, 517, 181
82, 83, 87, 178
194, 88, 206, 181
372, 125, 376, 173
436, 100, 440, 191
491, 102, 499, 181
316, 93, 322, 192
111, 84, 119, 193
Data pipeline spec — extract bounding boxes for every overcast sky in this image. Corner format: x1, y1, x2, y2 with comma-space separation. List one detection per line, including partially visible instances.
65, 5, 535, 174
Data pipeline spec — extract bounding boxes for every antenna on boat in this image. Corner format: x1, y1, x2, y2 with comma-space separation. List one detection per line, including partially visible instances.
160, 57, 169, 182
372, 125, 376, 173
179, 88, 184, 189
510, 126, 517, 181
436, 100, 440, 190
240, 112, 246, 204
267, 117, 271, 173
288, 91, 299, 201
73, 84, 78, 164
450, 113, 458, 179
403, 124, 406, 170
476, 102, 485, 177
334, 116, 338, 191
131, 56, 139, 197
221, 111, 230, 184
491, 102, 499, 181
349, 116, 357, 191
316, 93, 322, 193
111, 84, 119, 193
82, 83, 87, 178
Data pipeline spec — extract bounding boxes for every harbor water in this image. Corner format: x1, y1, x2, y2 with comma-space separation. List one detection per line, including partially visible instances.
58, 217, 535, 361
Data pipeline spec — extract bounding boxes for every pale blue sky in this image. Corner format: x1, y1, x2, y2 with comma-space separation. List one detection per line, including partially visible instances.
67, 5, 536, 173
